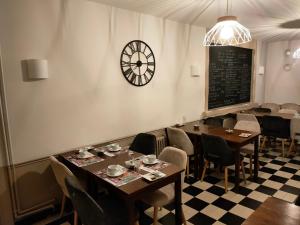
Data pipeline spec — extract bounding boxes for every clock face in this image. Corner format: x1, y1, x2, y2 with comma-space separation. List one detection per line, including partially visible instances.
120, 40, 155, 86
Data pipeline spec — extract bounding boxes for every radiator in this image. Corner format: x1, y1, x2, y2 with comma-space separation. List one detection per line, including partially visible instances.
156, 135, 167, 156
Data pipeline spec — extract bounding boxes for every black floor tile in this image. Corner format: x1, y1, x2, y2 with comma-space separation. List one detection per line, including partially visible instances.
291, 175, 300, 181
183, 186, 202, 196
232, 186, 252, 196
158, 212, 176, 225
212, 197, 236, 211
289, 159, 300, 165
203, 175, 221, 184
239, 197, 261, 210
269, 175, 289, 183
270, 159, 286, 165
256, 185, 277, 195
185, 198, 209, 211
280, 185, 300, 195
260, 167, 277, 174
280, 166, 297, 174
219, 212, 245, 225
247, 176, 266, 184
206, 185, 226, 196
188, 212, 216, 225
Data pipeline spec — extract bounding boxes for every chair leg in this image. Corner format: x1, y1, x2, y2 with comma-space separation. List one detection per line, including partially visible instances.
241, 161, 246, 184
153, 206, 158, 225
224, 167, 228, 193
282, 140, 285, 157
182, 206, 187, 225
288, 138, 295, 156
261, 136, 267, 149
186, 157, 190, 177
201, 160, 209, 182
249, 154, 253, 177
73, 210, 78, 225
59, 194, 66, 218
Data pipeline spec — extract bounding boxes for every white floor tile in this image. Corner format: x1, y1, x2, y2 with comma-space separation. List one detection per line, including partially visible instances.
286, 179, 300, 188
222, 191, 245, 203
193, 181, 213, 190
262, 180, 284, 189
274, 170, 294, 179
200, 204, 227, 220
247, 191, 269, 202
273, 190, 298, 203
265, 163, 282, 170
230, 204, 254, 219
196, 191, 219, 203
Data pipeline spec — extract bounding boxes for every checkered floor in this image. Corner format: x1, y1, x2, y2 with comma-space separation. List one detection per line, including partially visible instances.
139, 146, 300, 225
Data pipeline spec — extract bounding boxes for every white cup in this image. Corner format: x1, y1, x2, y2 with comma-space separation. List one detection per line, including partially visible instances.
146, 154, 156, 163
79, 149, 87, 157
107, 165, 121, 175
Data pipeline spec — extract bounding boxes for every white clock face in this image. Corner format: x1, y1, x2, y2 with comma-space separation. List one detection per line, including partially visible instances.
120, 40, 155, 86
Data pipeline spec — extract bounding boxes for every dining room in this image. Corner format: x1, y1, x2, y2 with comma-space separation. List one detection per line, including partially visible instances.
0, 0, 300, 225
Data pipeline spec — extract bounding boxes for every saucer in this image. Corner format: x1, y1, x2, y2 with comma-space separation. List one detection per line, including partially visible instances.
108, 146, 122, 152
106, 169, 125, 177
142, 158, 159, 165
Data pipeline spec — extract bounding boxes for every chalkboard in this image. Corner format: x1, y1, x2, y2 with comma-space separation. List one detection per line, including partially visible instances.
208, 46, 253, 110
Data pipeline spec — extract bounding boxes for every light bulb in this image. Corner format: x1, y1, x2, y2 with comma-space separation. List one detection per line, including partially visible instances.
220, 25, 234, 40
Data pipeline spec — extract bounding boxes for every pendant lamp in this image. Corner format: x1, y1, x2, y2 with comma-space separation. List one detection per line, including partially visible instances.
203, 0, 251, 46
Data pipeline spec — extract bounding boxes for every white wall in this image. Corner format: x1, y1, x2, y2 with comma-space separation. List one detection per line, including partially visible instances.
0, 0, 206, 164
264, 40, 300, 104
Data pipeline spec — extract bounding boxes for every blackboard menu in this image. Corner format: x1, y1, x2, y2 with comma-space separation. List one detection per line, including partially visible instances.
208, 46, 252, 110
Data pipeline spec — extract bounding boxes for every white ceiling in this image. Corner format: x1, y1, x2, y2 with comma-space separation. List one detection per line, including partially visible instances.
90, 0, 300, 42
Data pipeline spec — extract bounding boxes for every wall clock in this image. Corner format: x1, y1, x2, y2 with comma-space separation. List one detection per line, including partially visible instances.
120, 40, 155, 86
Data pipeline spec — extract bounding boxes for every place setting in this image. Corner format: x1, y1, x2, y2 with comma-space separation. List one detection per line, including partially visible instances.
94, 143, 128, 157
64, 146, 104, 167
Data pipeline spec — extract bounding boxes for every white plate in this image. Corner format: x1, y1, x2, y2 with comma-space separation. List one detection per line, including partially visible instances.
106, 169, 125, 177
108, 146, 122, 152
77, 152, 95, 159
142, 158, 159, 165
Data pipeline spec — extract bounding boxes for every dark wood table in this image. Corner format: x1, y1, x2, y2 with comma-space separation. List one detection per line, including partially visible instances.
60, 149, 184, 225
181, 124, 260, 189
242, 197, 300, 225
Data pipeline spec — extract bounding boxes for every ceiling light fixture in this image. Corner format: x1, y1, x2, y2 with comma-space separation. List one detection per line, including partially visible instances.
203, 0, 251, 46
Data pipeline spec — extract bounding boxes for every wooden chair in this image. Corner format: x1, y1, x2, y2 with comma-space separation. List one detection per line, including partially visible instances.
288, 117, 300, 156
261, 103, 280, 112
200, 134, 246, 192
234, 113, 261, 177
141, 147, 187, 225
65, 176, 139, 225
49, 156, 78, 225
167, 127, 194, 177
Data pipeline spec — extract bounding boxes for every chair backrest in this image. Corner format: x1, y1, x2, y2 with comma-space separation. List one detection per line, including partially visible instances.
254, 107, 271, 113
166, 127, 194, 155
261, 103, 280, 112
237, 113, 258, 122
291, 117, 300, 140
65, 176, 106, 225
261, 115, 290, 138
235, 113, 261, 133
49, 156, 74, 197
278, 109, 298, 115
129, 133, 156, 155
281, 103, 300, 112
158, 147, 187, 187
201, 133, 234, 165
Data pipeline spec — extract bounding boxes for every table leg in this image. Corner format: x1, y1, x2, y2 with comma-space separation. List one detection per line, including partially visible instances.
234, 148, 241, 190
125, 199, 137, 225
253, 137, 259, 181
174, 173, 182, 225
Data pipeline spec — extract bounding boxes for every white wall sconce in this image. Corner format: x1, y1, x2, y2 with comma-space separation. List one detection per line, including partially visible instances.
283, 64, 291, 71
258, 66, 265, 75
26, 59, 48, 79
191, 65, 201, 77
285, 49, 291, 56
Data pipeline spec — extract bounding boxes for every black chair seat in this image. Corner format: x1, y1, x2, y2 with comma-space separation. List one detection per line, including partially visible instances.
262, 115, 290, 139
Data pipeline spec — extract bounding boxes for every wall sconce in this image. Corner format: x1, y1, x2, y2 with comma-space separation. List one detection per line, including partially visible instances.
283, 64, 291, 71
258, 66, 265, 75
191, 65, 201, 77
26, 59, 48, 79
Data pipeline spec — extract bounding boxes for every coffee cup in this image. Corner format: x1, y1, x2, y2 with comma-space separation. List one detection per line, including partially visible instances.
146, 154, 156, 163
107, 165, 121, 175
79, 149, 87, 157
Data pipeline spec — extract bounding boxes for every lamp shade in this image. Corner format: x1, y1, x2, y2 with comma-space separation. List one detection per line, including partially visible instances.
203, 16, 252, 46
26, 59, 48, 79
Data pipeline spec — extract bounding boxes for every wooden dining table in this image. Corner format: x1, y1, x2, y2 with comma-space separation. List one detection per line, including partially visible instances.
59, 148, 184, 225
181, 124, 260, 189
242, 197, 300, 225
